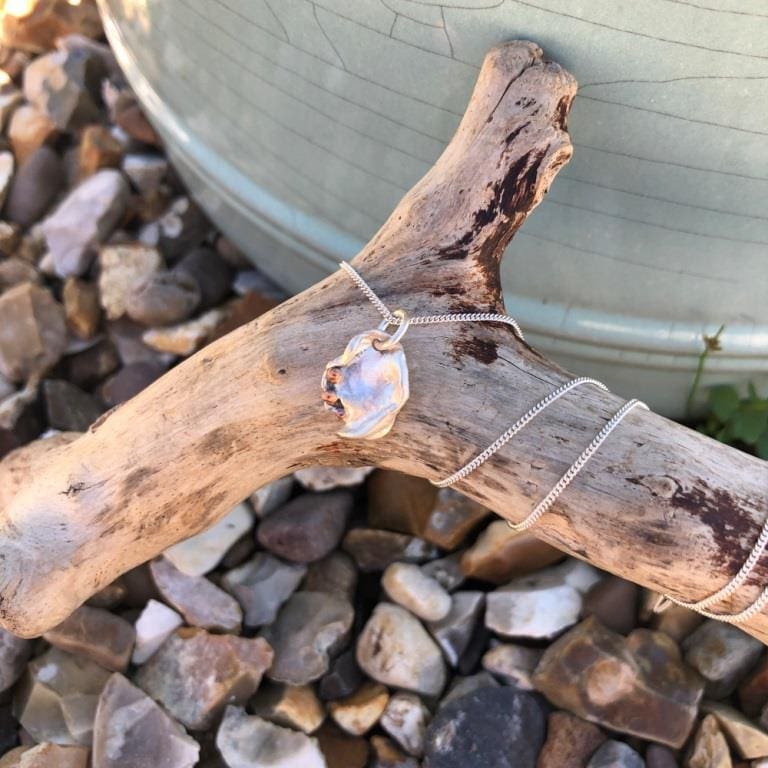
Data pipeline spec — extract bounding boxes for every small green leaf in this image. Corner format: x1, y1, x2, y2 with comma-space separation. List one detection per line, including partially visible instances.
731, 407, 768, 445
757, 431, 768, 460
708, 385, 740, 422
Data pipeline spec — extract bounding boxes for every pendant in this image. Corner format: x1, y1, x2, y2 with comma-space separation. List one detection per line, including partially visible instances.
321, 310, 410, 440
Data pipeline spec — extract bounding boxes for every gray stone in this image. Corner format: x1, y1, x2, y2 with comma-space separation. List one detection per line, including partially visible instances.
5, 145, 64, 227
381, 692, 430, 756
131, 599, 183, 665
440, 672, 499, 709
154, 196, 209, 260
100, 361, 164, 406
0, 379, 41, 459
174, 247, 232, 310
586, 741, 644, 768
303, 551, 357, 601
383, 562, 452, 622
343, 529, 439, 572
319, 649, 364, 701
249, 475, 293, 518
0, 629, 30, 693
645, 745, 678, 768
122, 153, 168, 195
481, 643, 542, 689
125, 270, 201, 326
42, 379, 104, 432
427, 591, 485, 667
421, 552, 466, 593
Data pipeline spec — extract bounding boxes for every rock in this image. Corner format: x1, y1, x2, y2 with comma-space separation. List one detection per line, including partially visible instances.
3, 743, 89, 767
0, 257, 39, 290
421, 552, 466, 593
66, 338, 119, 389
0, 373, 14, 401
62, 278, 100, 339
460, 520, 563, 584
8, 104, 57, 164
481, 643, 542, 689
0, 152, 13, 210
0, 747, 28, 767
381, 692, 430, 757
0, 629, 30, 692
645, 745, 678, 768
150, 557, 242, 633
174, 247, 231, 310
343, 529, 439, 572
206, 291, 278, 341
92, 673, 199, 768
423, 687, 545, 768
133, 628, 273, 730
42, 169, 130, 277
153, 196, 209, 259
125, 269, 200, 326
319, 649, 364, 701
586, 740, 644, 768
122, 153, 168, 195
141, 306, 226, 356
261, 591, 354, 685
250, 683, 326, 734
683, 621, 763, 698
0, 89, 22, 132
98, 243, 163, 321
687, 714, 731, 768
0, 282, 67, 382
100, 360, 163, 406
220, 531, 256, 569
645, 595, 703, 643
257, 491, 352, 564
0, 223, 21, 257
537, 711, 606, 768
582, 575, 638, 635
222, 552, 306, 629
42, 379, 103, 431
14, 646, 112, 745
249, 475, 293, 517
383, 562, 452, 622
422, 487, 492, 550
77, 125, 123, 179
131, 599, 183, 665
366, 469, 437, 535
329, 682, 389, 736
0, 379, 41, 458
216, 706, 326, 768
370, 735, 419, 768
440, 672, 499, 709
742, 657, 768, 717
304, 551, 357, 601
704, 701, 768, 759
87, 578, 127, 609
112, 93, 161, 148
533, 617, 704, 748
316, 722, 369, 768
163, 502, 253, 576
427, 591, 484, 667
357, 603, 446, 697
296, 465, 372, 492
43, 605, 135, 672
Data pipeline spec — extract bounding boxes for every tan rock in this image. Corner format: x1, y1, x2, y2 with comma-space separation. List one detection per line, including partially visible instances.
382, 562, 451, 622
12, 743, 88, 767
8, 104, 57, 163
316, 722, 369, 768
0, 747, 29, 767
704, 701, 768, 760
63, 277, 100, 339
98, 243, 163, 321
0, 258, 39, 291
295, 465, 372, 491
687, 714, 732, 768
643, 590, 703, 642
537, 711, 606, 768
460, 520, 563, 584
141, 306, 226, 356
329, 682, 389, 736
370, 735, 419, 768
250, 682, 326, 734
380, 692, 430, 756
367, 469, 437, 535
77, 125, 123, 179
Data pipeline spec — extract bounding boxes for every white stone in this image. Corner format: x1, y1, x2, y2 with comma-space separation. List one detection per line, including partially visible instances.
427, 591, 485, 667
142, 307, 226, 357
163, 503, 253, 576
132, 599, 183, 665
122, 153, 168, 195
382, 562, 451, 622
249, 475, 293, 518
481, 643, 542, 690
98, 244, 163, 320
381, 692, 430, 756
0, 151, 14, 209
294, 466, 372, 491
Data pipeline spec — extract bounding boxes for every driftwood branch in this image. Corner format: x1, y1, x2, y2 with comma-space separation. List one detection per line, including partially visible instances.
1, 41, 767, 642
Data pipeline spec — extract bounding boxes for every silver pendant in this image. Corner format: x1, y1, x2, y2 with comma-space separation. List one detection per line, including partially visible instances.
322, 310, 410, 440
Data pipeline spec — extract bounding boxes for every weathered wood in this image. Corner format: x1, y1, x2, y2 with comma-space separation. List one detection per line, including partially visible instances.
1, 41, 766, 641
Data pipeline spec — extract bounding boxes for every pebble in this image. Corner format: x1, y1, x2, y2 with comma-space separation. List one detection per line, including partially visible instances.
739, 655, 768, 717
155, 196, 209, 259
304, 551, 358, 601
112, 93, 161, 147
383, 562, 452, 622
43, 605, 135, 672
0, 282, 67, 382
0, 223, 21, 257
537, 711, 606, 768
0, 151, 13, 210
423, 687, 545, 768
249, 475, 293, 517
644, 592, 703, 643
687, 714, 731, 768
250, 682, 326, 734
343, 529, 439, 572
0, 629, 30, 692
42, 379, 104, 431
427, 591, 485, 667
440, 672, 499, 709
131, 598, 183, 665
0, 379, 41, 458
533, 617, 704, 748
100, 360, 164, 406
222, 552, 306, 629
366, 469, 438, 535
141, 306, 227, 356
421, 552, 466, 593
98, 243, 163, 321
163, 502, 253, 576
481, 643, 542, 689
683, 621, 763, 698
0, 257, 39, 291
174, 246, 232, 310
134, 628, 273, 730
125, 269, 201, 326
370, 735, 419, 768
357, 603, 446, 697
0, 373, 14, 401
216, 706, 326, 768
258, 491, 352, 563
460, 520, 563, 584
15, 646, 112, 745
582, 575, 639, 635
381, 692, 430, 756
0, 89, 22, 132
645, 744, 678, 768
122, 153, 168, 195
1, 743, 89, 767
92, 672, 199, 768
8, 104, 57, 164
261, 591, 354, 685
296, 465, 373, 491
62, 278, 101, 339
77, 125, 123, 180
150, 557, 242, 633
704, 700, 768, 759
329, 681, 389, 736
586, 740, 644, 768
43, 168, 130, 277
316, 722, 369, 768
319, 648, 364, 701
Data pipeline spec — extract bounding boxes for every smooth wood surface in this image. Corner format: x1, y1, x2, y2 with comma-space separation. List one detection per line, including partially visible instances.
1, 41, 766, 641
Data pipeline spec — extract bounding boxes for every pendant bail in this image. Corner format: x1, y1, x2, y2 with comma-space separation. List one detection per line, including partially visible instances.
375, 309, 410, 351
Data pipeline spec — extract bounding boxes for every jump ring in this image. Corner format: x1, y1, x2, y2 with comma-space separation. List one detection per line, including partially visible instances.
375, 309, 410, 350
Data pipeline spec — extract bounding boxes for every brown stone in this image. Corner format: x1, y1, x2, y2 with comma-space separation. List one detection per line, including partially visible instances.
370, 735, 419, 768
250, 682, 326, 734
316, 722, 369, 768
643, 591, 703, 643
329, 682, 389, 736
343, 528, 439, 572
367, 470, 438, 535
66, 338, 120, 389
532, 617, 704, 748
7, 104, 57, 164
133, 628, 273, 730
460, 520, 563, 584
63, 278, 100, 339
703, 701, 768, 760
77, 125, 123, 179
0, 258, 39, 291
113, 94, 161, 147
582, 575, 638, 635
207, 291, 279, 341
0, 222, 21, 257
738, 655, 768, 717
687, 714, 732, 768
44, 605, 135, 672
537, 711, 606, 768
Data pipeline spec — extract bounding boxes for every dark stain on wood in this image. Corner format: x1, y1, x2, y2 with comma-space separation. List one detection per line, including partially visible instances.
451, 336, 499, 365
122, 466, 159, 499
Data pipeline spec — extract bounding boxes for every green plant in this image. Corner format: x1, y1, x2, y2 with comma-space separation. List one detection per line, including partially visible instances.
700, 382, 768, 459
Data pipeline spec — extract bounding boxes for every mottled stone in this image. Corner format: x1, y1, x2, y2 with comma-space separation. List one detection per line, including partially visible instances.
4, 743, 88, 767
77, 125, 123, 179
582, 575, 638, 635
343, 529, 439, 572
42, 379, 103, 431
42, 169, 130, 277
295, 465, 372, 492
206, 291, 277, 341
329, 682, 389, 736
92, 673, 199, 768
163, 502, 253, 576
460, 520, 563, 584
216, 706, 325, 768
134, 629, 273, 730
383, 562, 452, 622
304, 552, 357, 601
683, 621, 763, 698
222, 553, 306, 629
440, 672, 499, 709
125, 270, 200, 326
174, 247, 232, 310
421, 552, 466, 593
0, 630, 30, 693
249, 475, 293, 518
14, 647, 112, 745
8, 104, 57, 164
141, 307, 226, 356
704, 701, 768, 759
316, 722, 369, 768
131, 599, 183, 665
586, 740, 644, 768
533, 617, 704, 748
427, 591, 484, 667
381, 692, 430, 757
98, 244, 163, 321
43, 605, 135, 672
150, 557, 242, 633
537, 711, 606, 768
319, 649, 364, 701
357, 603, 446, 697
424, 687, 545, 768
250, 683, 325, 734
0, 282, 66, 382
62, 278, 100, 340
687, 714, 731, 768
261, 591, 354, 686
481, 643, 542, 690
258, 491, 352, 564
739, 655, 768, 717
